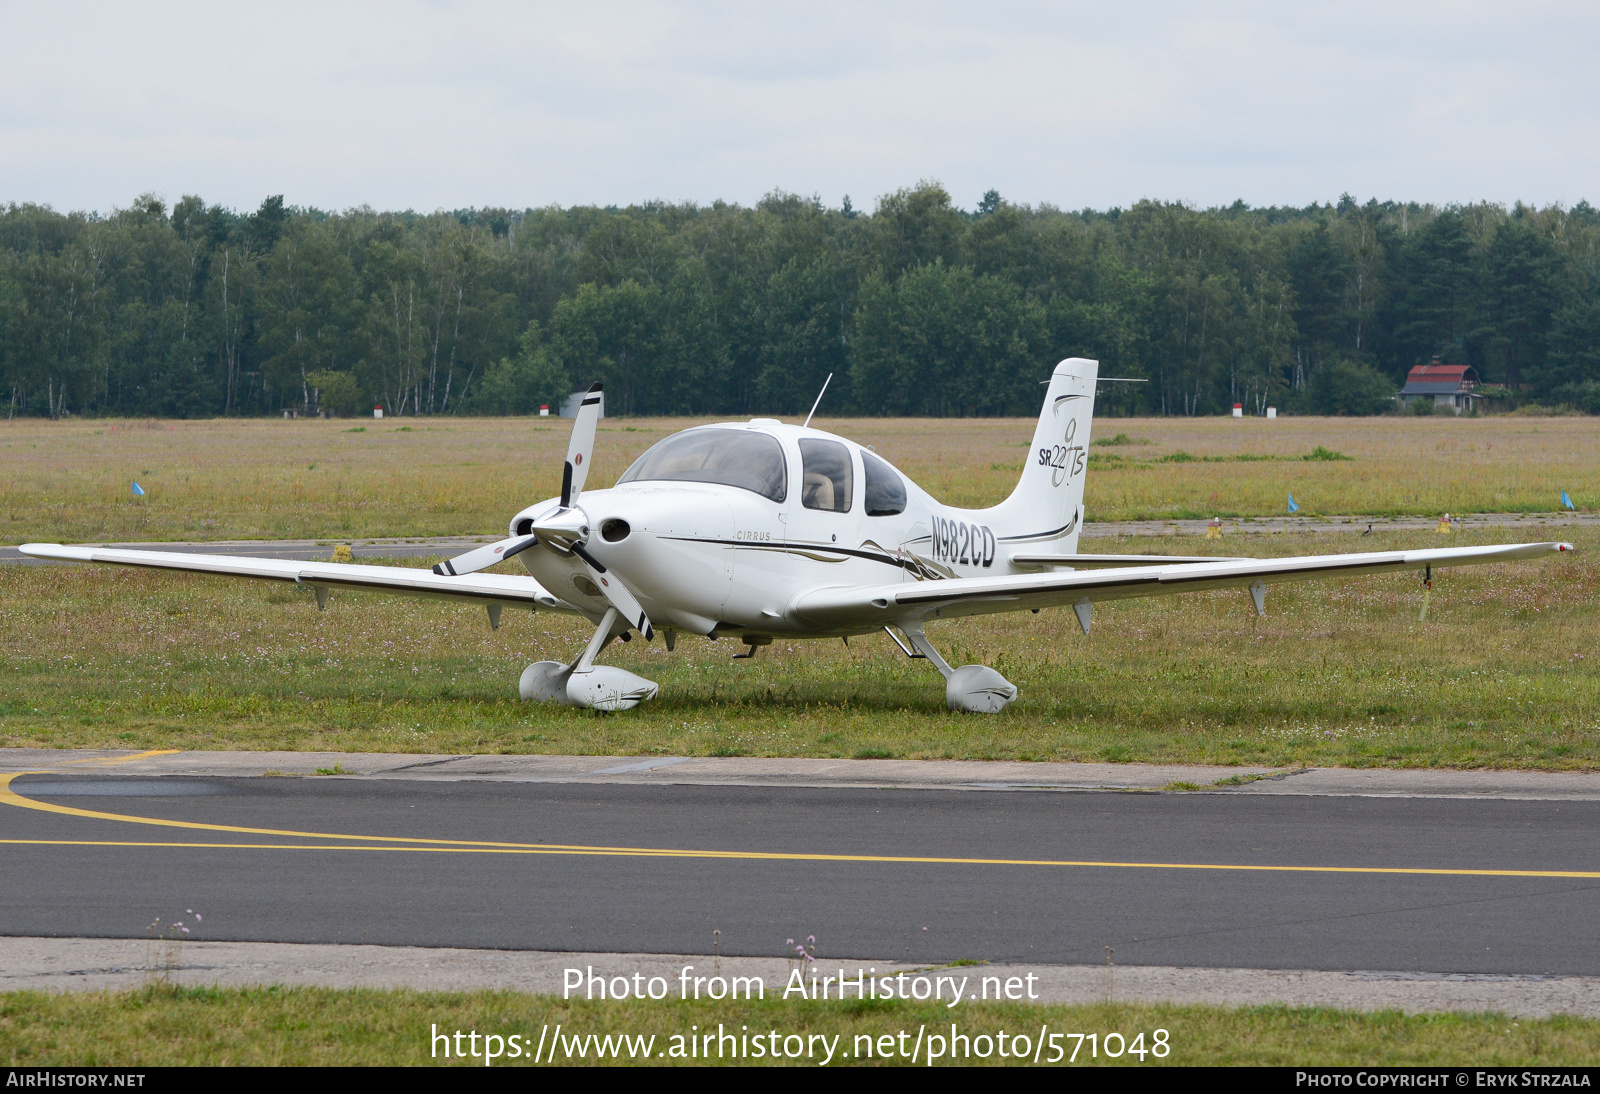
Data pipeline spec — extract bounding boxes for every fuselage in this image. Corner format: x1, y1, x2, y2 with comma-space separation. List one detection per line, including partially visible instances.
507, 418, 1079, 641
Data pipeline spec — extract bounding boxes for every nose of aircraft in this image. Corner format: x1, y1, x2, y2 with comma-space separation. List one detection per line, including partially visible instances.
531, 506, 590, 548
576, 491, 654, 564
577, 485, 733, 584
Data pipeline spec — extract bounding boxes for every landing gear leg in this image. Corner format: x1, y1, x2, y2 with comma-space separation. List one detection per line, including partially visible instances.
898, 622, 953, 676
898, 620, 1017, 713
572, 607, 621, 673
518, 607, 660, 711
733, 635, 771, 659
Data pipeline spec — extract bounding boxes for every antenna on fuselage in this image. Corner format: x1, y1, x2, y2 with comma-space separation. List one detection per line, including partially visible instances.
802, 372, 833, 429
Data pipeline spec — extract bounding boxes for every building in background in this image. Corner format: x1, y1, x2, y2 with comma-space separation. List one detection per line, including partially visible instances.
1399, 359, 1480, 415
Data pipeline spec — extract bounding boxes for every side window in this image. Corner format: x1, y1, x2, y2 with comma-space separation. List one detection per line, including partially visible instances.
862, 450, 908, 516
799, 439, 854, 513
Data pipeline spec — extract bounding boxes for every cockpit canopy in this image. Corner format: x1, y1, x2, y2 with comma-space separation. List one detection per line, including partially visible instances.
616, 427, 788, 503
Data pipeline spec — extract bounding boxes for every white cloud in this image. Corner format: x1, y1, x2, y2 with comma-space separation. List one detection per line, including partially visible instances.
0, 0, 1595, 213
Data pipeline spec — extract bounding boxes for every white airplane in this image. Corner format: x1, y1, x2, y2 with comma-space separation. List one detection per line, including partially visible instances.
22, 359, 1574, 713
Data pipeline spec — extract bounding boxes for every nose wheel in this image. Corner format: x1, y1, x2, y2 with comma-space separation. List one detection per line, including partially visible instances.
519, 607, 660, 711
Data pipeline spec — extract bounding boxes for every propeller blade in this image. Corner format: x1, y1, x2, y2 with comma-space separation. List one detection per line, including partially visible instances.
570, 542, 654, 641
561, 382, 604, 508
432, 534, 537, 577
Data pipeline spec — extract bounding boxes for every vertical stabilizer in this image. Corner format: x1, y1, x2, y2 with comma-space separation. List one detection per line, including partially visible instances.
984, 357, 1098, 554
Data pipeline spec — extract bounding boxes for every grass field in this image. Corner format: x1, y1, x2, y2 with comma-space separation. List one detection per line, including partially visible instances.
3, 413, 1594, 767
2, 524, 1592, 767
5, 417, 1597, 1068
2, 987, 1595, 1066
3, 413, 1595, 544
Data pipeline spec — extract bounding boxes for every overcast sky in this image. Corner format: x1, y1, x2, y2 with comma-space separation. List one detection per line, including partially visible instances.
2, 1, 1596, 215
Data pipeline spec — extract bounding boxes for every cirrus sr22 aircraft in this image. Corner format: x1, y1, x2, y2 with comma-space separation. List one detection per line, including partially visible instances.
22, 359, 1574, 712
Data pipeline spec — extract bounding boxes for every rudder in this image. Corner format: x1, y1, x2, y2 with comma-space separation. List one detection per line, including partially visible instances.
984, 357, 1098, 554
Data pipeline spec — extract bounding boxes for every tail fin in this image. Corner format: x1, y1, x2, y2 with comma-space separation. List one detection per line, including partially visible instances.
983, 357, 1098, 554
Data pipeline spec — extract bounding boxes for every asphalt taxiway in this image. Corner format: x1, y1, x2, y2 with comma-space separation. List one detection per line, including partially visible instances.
2, 752, 1597, 982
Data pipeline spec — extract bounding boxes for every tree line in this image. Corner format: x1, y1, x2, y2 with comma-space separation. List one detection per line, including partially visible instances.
3, 185, 1598, 420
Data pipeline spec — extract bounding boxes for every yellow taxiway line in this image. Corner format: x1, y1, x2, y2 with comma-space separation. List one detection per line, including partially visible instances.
13, 749, 182, 770
4, 771, 1600, 880
0, 771, 547, 849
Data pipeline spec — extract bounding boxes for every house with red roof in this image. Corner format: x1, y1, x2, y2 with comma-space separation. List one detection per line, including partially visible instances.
1399, 359, 1480, 415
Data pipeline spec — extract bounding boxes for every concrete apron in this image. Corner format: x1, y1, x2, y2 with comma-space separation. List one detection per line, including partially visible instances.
6, 748, 1600, 799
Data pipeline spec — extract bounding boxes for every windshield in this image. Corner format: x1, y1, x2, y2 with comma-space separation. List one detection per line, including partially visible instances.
616, 427, 788, 503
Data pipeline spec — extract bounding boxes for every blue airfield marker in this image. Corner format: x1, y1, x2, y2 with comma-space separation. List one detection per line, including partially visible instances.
1287, 493, 1299, 513
1562, 490, 1576, 511
131, 482, 146, 497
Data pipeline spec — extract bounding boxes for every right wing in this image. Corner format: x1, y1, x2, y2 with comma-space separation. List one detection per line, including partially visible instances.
18, 543, 574, 611
790, 541, 1574, 630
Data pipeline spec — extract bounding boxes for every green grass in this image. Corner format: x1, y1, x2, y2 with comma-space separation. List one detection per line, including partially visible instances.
2, 414, 1595, 545
1, 987, 1595, 1066
2, 415, 1593, 766
1, 527, 1592, 768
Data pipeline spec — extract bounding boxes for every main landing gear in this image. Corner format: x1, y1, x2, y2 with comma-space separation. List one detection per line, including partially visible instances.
520, 613, 1016, 715
885, 621, 1018, 713
519, 607, 661, 711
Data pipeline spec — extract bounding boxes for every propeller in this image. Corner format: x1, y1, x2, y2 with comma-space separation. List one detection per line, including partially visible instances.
431, 534, 537, 577
571, 542, 653, 641
433, 380, 654, 641
562, 381, 603, 508
530, 505, 588, 551
434, 383, 604, 578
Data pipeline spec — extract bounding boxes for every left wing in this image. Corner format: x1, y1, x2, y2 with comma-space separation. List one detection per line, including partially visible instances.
18, 543, 574, 612
790, 541, 1574, 629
